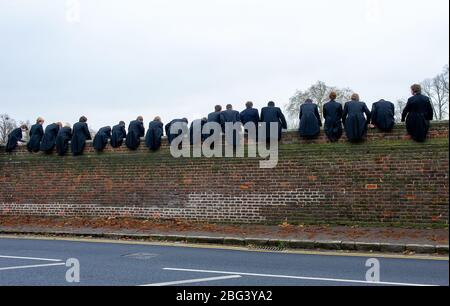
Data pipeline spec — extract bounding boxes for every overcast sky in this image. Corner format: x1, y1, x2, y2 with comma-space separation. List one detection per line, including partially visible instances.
0, 0, 448, 130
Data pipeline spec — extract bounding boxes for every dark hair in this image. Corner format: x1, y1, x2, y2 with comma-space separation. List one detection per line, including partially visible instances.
137, 116, 144, 121
268, 101, 275, 107
411, 84, 422, 95
246, 101, 253, 108
226, 104, 233, 110
329, 92, 337, 100
119, 121, 125, 126
20, 124, 29, 130
215, 105, 222, 112
305, 99, 313, 104
79, 116, 88, 123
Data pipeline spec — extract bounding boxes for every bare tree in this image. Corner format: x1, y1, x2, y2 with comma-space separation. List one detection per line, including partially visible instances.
443, 65, 449, 94
285, 81, 353, 127
0, 114, 18, 144
421, 65, 449, 120
395, 99, 407, 123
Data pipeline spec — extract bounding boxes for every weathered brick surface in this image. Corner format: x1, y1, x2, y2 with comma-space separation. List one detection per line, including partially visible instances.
3, 122, 449, 157
0, 122, 448, 227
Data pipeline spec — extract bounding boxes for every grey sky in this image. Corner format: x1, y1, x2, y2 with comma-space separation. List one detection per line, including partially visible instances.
0, 0, 448, 130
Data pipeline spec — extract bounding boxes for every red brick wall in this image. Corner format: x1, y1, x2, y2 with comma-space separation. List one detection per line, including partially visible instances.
0, 122, 448, 227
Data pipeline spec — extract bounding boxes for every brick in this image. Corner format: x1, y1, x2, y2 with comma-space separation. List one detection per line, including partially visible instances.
366, 184, 378, 190
403, 195, 417, 200
0, 122, 448, 229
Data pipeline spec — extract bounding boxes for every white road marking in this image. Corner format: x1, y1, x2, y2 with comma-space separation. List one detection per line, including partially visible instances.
141, 275, 242, 286
0, 262, 66, 272
0, 255, 63, 262
164, 268, 437, 287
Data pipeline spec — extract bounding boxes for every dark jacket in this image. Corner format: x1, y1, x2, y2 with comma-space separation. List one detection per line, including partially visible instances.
207, 111, 222, 125
206, 111, 222, 139
371, 100, 395, 132
240, 108, 260, 128
190, 118, 208, 144
40, 123, 60, 153
299, 102, 322, 138
110, 124, 127, 148
27, 124, 44, 152
145, 120, 164, 151
323, 100, 343, 142
401, 94, 434, 142
126, 120, 145, 150
56, 127, 72, 156
6, 128, 24, 153
220, 110, 240, 127
165, 119, 188, 145
93, 126, 112, 151
220, 110, 241, 146
343, 101, 371, 142
71, 122, 92, 156
260, 106, 288, 141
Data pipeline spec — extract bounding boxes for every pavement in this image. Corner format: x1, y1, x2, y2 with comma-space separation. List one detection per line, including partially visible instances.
0, 216, 448, 255
0, 236, 448, 286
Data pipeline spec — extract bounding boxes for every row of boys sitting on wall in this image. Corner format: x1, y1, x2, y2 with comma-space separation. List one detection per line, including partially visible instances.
5, 84, 434, 156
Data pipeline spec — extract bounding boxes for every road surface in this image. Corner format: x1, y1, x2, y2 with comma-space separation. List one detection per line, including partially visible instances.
0, 236, 447, 286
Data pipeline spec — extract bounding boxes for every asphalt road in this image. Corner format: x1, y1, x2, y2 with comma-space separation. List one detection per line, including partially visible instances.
0, 236, 448, 286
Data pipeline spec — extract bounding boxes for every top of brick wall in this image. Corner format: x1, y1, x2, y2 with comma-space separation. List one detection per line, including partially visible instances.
282, 121, 448, 144
1, 121, 448, 156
